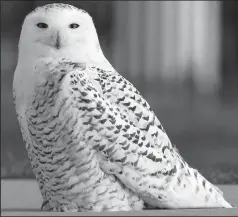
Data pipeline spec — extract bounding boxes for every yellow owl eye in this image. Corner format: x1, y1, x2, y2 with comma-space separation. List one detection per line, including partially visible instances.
37, 23, 48, 28
69, 23, 80, 29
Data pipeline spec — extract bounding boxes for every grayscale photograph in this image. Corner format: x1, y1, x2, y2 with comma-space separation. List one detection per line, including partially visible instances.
1, 0, 238, 216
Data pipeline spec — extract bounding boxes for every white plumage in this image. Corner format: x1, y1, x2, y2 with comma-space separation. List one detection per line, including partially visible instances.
13, 3, 232, 212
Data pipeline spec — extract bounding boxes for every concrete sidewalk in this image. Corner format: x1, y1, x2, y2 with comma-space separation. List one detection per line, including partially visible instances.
1, 180, 238, 216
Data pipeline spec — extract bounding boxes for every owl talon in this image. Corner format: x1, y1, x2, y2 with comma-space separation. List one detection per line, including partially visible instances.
60, 203, 79, 212
41, 200, 51, 211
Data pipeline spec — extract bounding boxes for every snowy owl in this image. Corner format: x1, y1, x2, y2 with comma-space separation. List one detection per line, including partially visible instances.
13, 3, 232, 212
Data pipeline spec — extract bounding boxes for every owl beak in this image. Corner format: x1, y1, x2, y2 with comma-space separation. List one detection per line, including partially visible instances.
55, 31, 61, 50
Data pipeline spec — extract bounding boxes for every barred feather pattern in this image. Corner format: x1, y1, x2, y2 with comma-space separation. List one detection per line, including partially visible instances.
14, 58, 232, 212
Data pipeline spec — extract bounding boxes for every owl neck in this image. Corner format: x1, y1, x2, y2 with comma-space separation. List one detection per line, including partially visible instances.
18, 41, 113, 71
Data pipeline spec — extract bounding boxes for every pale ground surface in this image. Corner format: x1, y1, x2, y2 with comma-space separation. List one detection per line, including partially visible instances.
1, 180, 238, 216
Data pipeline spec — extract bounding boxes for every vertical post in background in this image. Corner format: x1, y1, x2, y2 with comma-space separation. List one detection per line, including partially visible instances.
221, 1, 238, 106
192, 1, 221, 97
111, 1, 130, 77
143, 1, 162, 80
112, 1, 148, 95
159, 1, 177, 82
176, 1, 194, 83
127, 1, 143, 80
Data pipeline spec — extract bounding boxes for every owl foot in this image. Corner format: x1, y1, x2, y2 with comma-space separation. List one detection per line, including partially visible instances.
41, 200, 79, 212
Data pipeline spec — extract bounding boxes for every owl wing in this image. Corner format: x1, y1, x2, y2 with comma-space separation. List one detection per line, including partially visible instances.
76, 64, 231, 209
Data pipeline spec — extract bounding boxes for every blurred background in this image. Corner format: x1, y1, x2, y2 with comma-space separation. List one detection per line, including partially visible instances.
1, 1, 238, 183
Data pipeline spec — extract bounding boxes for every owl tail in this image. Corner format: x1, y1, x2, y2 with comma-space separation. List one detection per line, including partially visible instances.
160, 162, 233, 209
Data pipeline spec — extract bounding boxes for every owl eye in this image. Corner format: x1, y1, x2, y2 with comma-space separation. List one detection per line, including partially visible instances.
37, 23, 48, 28
69, 23, 80, 29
